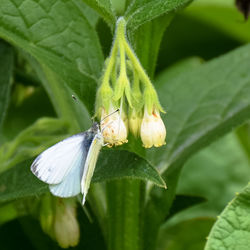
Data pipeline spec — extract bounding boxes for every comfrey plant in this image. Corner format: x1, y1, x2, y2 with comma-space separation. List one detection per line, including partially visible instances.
96, 17, 166, 148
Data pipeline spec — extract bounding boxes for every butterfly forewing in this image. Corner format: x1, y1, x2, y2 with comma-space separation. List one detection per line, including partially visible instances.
30, 121, 104, 203
31, 132, 92, 185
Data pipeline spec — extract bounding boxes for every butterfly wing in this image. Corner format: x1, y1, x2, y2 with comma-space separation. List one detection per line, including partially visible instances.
81, 133, 103, 204
31, 132, 90, 185
49, 152, 84, 197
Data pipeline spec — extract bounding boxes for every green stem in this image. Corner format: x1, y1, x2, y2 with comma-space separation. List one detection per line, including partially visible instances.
102, 41, 118, 86
118, 26, 126, 78
123, 42, 152, 89
107, 179, 141, 250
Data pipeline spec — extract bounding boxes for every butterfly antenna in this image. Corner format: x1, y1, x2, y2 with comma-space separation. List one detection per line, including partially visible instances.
100, 108, 120, 123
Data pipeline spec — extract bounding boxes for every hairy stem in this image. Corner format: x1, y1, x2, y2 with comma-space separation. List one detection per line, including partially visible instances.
106, 179, 141, 250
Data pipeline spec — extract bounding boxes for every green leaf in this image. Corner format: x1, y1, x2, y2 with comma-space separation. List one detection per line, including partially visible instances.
152, 43, 250, 173
0, 0, 104, 111
0, 160, 49, 203
183, 0, 250, 43
167, 195, 206, 220
125, 0, 192, 33
0, 117, 71, 174
95, 150, 166, 187
157, 218, 215, 250
155, 57, 203, 87
236, 123, 250, 160
176, 132, 250, 220
143, 43, 250, 250
0, 40, 14, 133
28, 57, 91, 131
205, 182, 250, 250
0, 150, 165, 203
82, 0, 116, 28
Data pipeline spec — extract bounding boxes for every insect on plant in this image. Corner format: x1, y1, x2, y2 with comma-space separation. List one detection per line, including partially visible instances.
30, 109, 119, 205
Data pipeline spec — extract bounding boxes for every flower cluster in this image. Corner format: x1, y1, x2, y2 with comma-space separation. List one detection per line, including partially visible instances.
95, 17, 166, 148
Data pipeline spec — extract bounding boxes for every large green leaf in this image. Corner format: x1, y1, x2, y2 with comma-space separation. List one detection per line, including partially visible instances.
125, 0, 192, 33
157, 132, 250, 246
0, 40, 14, 133
175, 133, 250, 221
0, 160, 49, 203
82, 0, 116, 27
0, 150, 165, 203
205, 182, 250, 250
95, 150, 165, 187
157, 218, 215, 250
143, 43, 250, 250
0, 0, 104, 112
236, 123, 250, 160
152, 43, 250, 172
166, 195, 206, 220
183, 0, 250, 43
28, 57, 91, 131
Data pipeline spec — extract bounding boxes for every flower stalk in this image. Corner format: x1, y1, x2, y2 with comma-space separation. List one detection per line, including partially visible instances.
95, 17, 166, 148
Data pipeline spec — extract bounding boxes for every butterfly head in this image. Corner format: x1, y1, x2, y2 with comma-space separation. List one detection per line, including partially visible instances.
91, 122, 100, 133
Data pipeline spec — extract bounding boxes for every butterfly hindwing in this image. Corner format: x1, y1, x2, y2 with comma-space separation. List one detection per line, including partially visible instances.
49, 151, 84, 197
31, 132, 93, 185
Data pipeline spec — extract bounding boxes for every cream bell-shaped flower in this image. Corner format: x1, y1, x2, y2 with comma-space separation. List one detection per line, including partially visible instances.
101, 105, 128, 146
140, 108, 166, 148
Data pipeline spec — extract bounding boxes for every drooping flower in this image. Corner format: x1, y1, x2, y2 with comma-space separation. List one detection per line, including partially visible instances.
39, 195, 80, 248
140, 107, 166, 148
53, 198, 80, 248
100, 103, 128, 146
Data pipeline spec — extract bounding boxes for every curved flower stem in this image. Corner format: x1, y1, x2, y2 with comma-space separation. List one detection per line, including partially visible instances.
118, 23, 127, 78
123, 41, 152, 89
102, 40, 118, 87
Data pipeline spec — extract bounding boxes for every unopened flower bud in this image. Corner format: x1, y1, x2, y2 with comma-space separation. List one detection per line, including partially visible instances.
101, 104, 128, 146
140, 108, 166, 148
129, 109, 142, 137
53, 198, 80, 248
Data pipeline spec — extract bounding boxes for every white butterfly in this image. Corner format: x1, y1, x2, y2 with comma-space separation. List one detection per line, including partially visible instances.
31, 122, 103, 205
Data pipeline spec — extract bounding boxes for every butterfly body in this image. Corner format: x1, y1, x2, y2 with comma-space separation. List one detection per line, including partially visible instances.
31, 122, 103, 205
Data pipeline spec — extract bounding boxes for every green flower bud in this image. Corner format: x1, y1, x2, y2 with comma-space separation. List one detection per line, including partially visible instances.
129, 109, 142, 137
